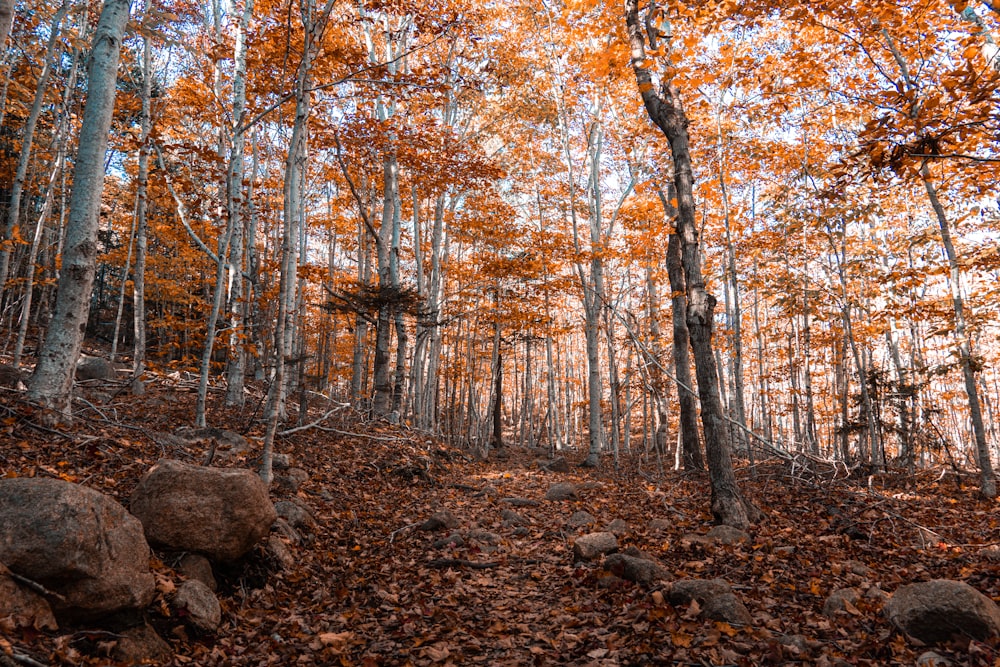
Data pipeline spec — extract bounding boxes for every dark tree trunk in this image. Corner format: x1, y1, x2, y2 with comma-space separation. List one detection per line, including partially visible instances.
625, 0, 753, 528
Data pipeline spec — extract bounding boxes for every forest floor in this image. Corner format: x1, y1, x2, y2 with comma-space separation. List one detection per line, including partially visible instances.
2, 374, 1000, 666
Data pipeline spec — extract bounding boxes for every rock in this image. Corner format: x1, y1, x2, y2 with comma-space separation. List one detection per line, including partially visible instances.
0, 562, 58, 631
75, 356, 116, 381
668, 578, 753, 626
705, 525, 750, 545
512, 527, 529, 536
173, 579, 222, 633
501, 497, 540, 507
272, 453, 292, 470
272, 518, 302, 545
538, 456, 570, 473
885, 579, 1000, 644
649, 518, 672, 532
501, 508, 529, 526
566, 511, 597, 529
603, 553, 669, 587
823, 587, 860, 617
433, 532, 464, 549
916, 651, 954, 667
545, 482, 578, 501
130, 458, 277, 563
604, 519, 630, 536
0, 478, 155, 621
275, 500, 316, 531
273, 467, 310, 493
420, 510, 460, 532
0, 364, 23, 389
112, 623, 173, 665
266, 535, 296, 571
177, 554, 216, 592
468, 529, 501, 545
844, 560, 873, 577
573, 532, 618, 561
980, 547, 1000, 562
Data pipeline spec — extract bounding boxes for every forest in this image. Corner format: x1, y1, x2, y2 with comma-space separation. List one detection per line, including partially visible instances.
1, 0, 999, 664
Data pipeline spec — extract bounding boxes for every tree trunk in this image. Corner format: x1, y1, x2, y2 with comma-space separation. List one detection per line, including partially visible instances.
626, 0, 751, 528
666, 230, 703, 470
27, 0, 131, 418
921, 161, 996, 497
0, 0, 71, 299
224, 0, 254, 407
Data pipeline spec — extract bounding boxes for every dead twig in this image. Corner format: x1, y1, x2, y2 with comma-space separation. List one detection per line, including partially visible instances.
8, 572, 66, 602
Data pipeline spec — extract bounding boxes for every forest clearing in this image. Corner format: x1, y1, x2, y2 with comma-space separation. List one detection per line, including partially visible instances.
1, 382, 1000, 666
1, 0, 1000, 664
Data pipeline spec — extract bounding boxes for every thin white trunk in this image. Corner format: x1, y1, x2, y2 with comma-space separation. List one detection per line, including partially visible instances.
28, 0, 132, 417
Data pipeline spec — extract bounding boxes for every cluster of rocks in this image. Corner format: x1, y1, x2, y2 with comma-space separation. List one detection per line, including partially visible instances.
0, 439, 311, 663
451, 479, 1000, 650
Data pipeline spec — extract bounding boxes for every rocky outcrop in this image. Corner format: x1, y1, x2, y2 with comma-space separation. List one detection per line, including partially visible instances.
0, 477, 154, 621
130, 459, 276, 562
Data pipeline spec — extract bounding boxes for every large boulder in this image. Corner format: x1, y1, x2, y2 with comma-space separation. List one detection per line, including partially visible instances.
0, 478, 155, 621
886, 579, 1000, 644
130, 459, 277, 562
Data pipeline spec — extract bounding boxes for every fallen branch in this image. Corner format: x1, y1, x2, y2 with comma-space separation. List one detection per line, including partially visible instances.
8, 572, 66, 603
278, 405, 350, 437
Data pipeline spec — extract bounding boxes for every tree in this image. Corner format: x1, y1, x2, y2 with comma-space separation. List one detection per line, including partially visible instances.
625, 0, 753, 528
27, 0, 133, 418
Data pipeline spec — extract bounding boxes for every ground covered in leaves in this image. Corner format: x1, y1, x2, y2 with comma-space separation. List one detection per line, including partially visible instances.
2, 376, 1000, 666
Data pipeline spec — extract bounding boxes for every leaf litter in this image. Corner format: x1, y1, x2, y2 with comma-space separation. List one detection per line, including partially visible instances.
0, 385, 999, 666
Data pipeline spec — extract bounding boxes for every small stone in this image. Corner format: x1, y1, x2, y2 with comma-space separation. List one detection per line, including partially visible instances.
433, 532, 464, 549
538, 456, 570, 473
272, 518, 302, 545
177, 554, 217, 592
420, 510, 460, 532
823, 587, 860, 617
566, 511, 597, 529
173, 579, 222, 633
512, 527, 530, 536
845, 560, 873, 577
917, 651, 954, 667
501, 509, 528, 526
274, 467, 309, 493
603, 553, 669, 586
604, 519, 630, 536
266, 536, 296, 571
275, 500, 316, 531
272, 453, 292, 470
648, 518, 672, 532
545, 482, 578, 501
981, 547, 1000, 562
705, 525, 750, 545
112, 623, 173, 665
573, 532, 618, 561
500, 497, 540, 507
468, 529, 501, 545
669, 578, 752, 626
